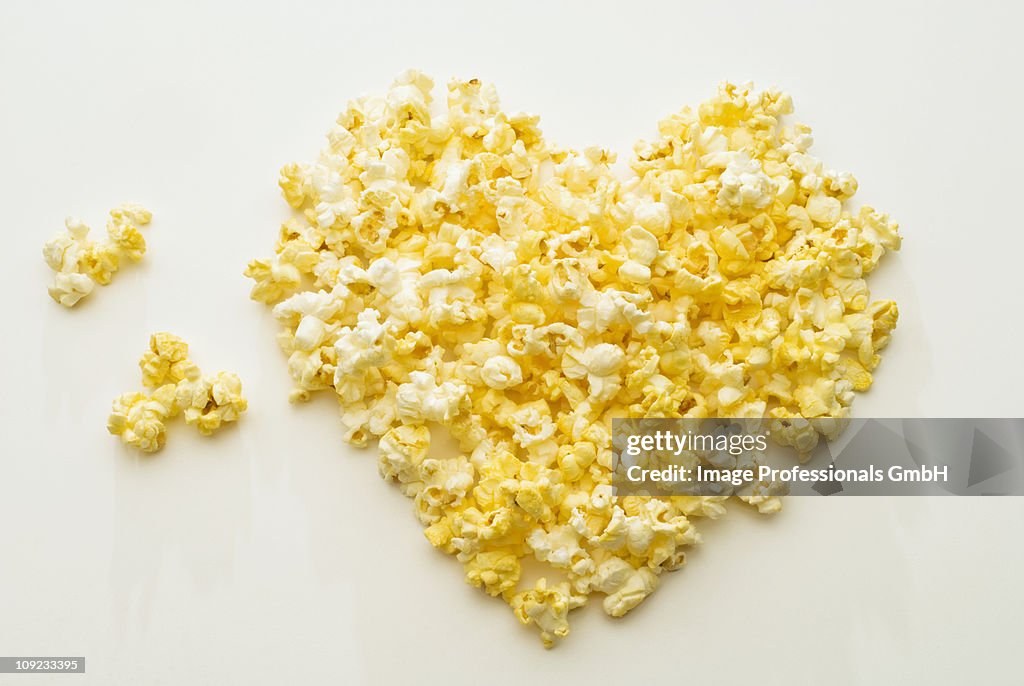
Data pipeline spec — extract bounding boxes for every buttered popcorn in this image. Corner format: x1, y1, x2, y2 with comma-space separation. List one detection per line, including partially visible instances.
108, 333, 247, 452
248, 72, 901, 646
42, 204, 153, 307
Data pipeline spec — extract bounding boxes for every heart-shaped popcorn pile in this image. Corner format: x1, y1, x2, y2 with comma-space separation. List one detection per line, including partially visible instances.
246, 71, 900, 646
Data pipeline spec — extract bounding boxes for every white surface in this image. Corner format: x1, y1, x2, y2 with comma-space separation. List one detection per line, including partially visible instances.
2, 1, 1023, 684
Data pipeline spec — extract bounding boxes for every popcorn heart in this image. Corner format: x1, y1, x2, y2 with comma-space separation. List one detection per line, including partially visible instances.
247, 72, 901, 646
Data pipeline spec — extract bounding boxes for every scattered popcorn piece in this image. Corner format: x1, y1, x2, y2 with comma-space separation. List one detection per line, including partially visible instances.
597, 561, 659, 618
48, 271, 95, 307
109, 334, 247, 452
107, 387, 176, 453
248, 73, 902, 646
139, 332, 192, 389
176, 367, 248, 436
510, 579, 583, 648
42, 205, 153, 307
464, 550, 521, 598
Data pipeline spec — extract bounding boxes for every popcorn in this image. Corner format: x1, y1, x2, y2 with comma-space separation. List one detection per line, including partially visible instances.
244, 258, 302, 304
716, 153, 776, 214
595, 560, 659, 617
109, 334, 247, 452
806, 192, 842, 226
248, 73, 902, 646
42, 205, 152, 307
479, 355, 523, 390
396, 372, 468, 424
107, 388, 176, 454
48, 272, 95, 307
464, 550, 521, 598
378, 424, 430, 484
176, 368, 248, 436
510, 579, 583, 648
139, 332, 192, 389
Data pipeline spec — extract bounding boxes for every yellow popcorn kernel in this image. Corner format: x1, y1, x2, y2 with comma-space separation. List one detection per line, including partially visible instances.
47, 272, 94, 307
175, 367, 248, 435
80, 243, 121, 285
205, 372, 248, 432
106, 218, 147, 262
279, 163, 310, 208
510, 579, 579, 649
423, 518, 454, 550
178, 370, 245, 436
464, 550, 521, 598
107, 389, 175, 454
557, 442, 597, 483
741, 493, 783, 515
597, 562, 659, 618
768, 415, 822, 460
869, 299, 899, 351
139, 332, 192, 389
108, 203, 153, 227
378, 424, 430, 484
805, 192, 842, 227
840, 356, 874, 392
244, 258, 301, 304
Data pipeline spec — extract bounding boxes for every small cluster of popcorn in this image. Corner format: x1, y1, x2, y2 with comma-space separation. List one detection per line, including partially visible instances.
42, 204, 153, 307
247, 72, 901, 646
107, 333, 247, 453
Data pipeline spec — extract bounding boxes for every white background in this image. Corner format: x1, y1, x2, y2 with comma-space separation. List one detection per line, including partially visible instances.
2, 1, 1023, 684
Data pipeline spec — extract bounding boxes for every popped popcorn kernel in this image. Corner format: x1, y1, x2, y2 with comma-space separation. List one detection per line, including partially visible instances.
42, 204, 153, 307
248, 72, 902, 646
510, 579, 583, 648
176, 367, 248, 436
107, 389, 175, 454
139, 332, 192, 389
